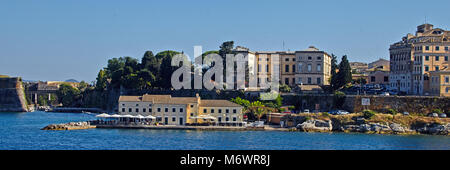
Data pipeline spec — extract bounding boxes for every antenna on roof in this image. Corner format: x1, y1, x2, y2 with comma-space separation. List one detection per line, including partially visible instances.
282, 41, 285, 51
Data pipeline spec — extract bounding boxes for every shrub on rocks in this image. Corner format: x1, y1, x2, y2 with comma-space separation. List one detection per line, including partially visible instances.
387, 109, 397, 115
363, 110, 376, 119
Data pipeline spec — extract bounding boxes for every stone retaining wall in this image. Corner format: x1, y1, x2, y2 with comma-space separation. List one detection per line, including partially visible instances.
0, 77, 28, 112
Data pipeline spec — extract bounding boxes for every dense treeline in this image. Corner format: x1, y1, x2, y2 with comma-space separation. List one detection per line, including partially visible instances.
57, 41, 236, 109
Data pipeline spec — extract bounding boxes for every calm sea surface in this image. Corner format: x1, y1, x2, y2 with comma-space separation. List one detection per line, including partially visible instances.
0, 111, 449, 150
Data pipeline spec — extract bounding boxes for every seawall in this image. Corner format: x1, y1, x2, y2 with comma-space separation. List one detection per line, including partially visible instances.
0, 77, 29, 112
282, 94, 450, 114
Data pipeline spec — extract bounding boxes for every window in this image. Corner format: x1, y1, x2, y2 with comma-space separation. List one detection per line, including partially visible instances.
233, 109, 237, 113
180, 108, 183, 112
292, 65, 296, 72
122, 104, 125, 106
293, 58, 296, 61
258, 64, 261, 72
226, 109, 229, 113
172, 108, 176, 112
425, 65, 429, 71
446, 87, 450, 93
307, 77, 311, 84
211, 109, 214, 113
308, 56, 312, 60
285, 65, 289, 72
136, 108, 139, 112
218, 109, 222, 113
435, 66, 439, 71
285, 78, 289, 84
298, 63, 303, 72
425, 56, 429, 61
190, 113, 194, 116
445, 56, 448, 61
307, 64, 312, 72
317, 78, 321, 84
172, 117, 176, 122
190, 104, 194, 108
436, 46, 439, 51
446, 77, 449, 83
298, 77, 302, 84
293, 78, 295, 84
426, 46, 429, 50
233, 117, 237, 121
317, 64, 321, 72
445, 46, 449, 51
149, 108, 152, 112
266, 64, 269, 72
218, 117, 222, 122
371, 76, 376, 82
129, 108, 132, 112
203, 109, 207, 113
122, 108, 125, 112
157, 108, 161, 112
384, 76, 389, 82
285, 58, 289, 61
136, 104, 139, 106
435, 56, 439, 61
317, 57, 321, 60
226, 117, 229, 121
143, 108, 146, 112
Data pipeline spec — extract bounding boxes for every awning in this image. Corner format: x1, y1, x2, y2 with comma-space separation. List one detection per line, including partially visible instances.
190, 115, 217, 120
96, 113, 111, 118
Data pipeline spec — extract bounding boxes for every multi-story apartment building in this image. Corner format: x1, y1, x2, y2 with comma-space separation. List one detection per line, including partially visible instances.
390, 23, 449, 94
429, 68, 450, 97
295, 46, 331, 86
118, 94, 243, 125
234, 46, 331, 89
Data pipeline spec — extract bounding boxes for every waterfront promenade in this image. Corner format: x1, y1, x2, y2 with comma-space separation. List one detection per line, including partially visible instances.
96, 124, 291, 131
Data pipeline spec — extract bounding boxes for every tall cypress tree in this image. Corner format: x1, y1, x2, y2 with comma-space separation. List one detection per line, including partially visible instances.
330, 54, 338, 91
336, 55, 352, 89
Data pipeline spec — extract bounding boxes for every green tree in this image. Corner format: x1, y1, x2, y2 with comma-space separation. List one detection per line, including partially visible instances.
279, 84, 291, 93
105, 57, 126, 88
336, 55, 352, 90
230, 97, 250, 107
37, 95, 47, 106
57, 84, 81, 107
95, 69, 108, 91
330, 54, 339, 91
218, 41, 234, 60
157, 51, 182, 89
78, 81, 89, 91
248, 101, 267, 121
218, 41, 234, 82
141, 51, 160, 73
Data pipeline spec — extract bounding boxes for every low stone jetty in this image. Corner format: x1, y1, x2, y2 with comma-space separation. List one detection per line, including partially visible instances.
42, 121, 96, 130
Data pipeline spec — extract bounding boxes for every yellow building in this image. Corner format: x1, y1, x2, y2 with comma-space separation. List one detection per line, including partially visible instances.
118, 94, 244, 126
429, 68, 450, 97
234, 46, 332, 89
390, 23, 449, 95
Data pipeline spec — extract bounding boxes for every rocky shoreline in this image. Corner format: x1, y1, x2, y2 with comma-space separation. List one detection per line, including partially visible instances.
42, 121, 96, 130
293, 114, 450, 135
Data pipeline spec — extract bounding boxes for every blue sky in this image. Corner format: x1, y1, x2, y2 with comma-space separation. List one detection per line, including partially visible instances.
0, 0, 449, 82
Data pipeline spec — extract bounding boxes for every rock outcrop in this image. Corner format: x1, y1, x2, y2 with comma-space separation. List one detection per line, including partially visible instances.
415, 123, 450, 135
42, 122, 95, 130
296, 119, 332, 132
